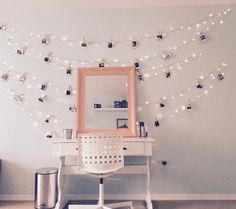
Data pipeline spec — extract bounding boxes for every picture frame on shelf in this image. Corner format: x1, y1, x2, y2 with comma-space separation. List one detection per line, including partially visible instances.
117, 118, 128, 129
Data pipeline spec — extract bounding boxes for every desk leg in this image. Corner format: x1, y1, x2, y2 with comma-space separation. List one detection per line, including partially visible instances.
55, 156, 67, 209
145, 156, 153, 209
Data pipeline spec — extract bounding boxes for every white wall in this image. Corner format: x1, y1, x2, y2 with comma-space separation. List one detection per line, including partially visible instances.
0, 4, 236, 197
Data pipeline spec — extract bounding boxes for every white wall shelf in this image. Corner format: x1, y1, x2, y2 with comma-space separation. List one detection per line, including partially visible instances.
93, 108, 128, 111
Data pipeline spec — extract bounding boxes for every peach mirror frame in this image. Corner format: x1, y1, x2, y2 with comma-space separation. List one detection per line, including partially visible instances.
77, 67, 136, 137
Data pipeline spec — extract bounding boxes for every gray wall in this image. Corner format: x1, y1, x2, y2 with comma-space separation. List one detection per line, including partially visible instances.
0, 4, 236, 196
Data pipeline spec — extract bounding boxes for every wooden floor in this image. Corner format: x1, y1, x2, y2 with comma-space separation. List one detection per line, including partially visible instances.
0, 200, 236, 209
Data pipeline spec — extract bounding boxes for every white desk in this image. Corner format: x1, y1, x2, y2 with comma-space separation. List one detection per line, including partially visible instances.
51, 137, 155, 209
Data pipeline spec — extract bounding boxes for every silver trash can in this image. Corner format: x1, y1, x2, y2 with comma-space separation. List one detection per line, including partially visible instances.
34, 167, 58, 209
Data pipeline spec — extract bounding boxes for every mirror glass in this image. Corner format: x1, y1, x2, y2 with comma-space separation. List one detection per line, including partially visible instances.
85, 75, 128, 129
77, 67, 136, 137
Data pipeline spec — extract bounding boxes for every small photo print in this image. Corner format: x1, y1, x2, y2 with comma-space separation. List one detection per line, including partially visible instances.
117, 118, 128, 129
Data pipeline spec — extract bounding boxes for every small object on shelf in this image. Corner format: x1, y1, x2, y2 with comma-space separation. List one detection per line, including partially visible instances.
94, 103, 102, 108
121, 100, 128, 108
117, 118, 128, 129
114, 101, 121, 108
138, 122, 148, 137
63, 129, 73, 140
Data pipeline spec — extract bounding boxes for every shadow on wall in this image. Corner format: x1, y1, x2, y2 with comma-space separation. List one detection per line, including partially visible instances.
0, 160, 34, 195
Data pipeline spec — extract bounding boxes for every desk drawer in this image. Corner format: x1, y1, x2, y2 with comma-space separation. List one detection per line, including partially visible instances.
123, 142, 152, 156
52, 143, 78, 156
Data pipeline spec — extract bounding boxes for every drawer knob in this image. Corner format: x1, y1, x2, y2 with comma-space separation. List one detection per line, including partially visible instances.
76, 148, 78, 150
123, 147, 127, 150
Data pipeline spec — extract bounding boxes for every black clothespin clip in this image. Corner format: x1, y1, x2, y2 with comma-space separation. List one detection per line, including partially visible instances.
160, 102, 165, 108
44, 52, 52, 63
131, 40, 138, 48
81, 38, 87, 47
13, 94, 24, 102
165, 71, 171, 78
161, 51, 172, 60
19, 73, 27, 83
41, 34, 50, 45
17, 46, 27, 55
46, 133, 53, 138
156, 32, 165, 40
199, 33, 207, 42
107, 41, 113, 48
45, 115, 54, 123
196, 83, 203, 89
66, 65, 73, 75
41, 82, 48, 91
66, 86, 72, 96
154, 119, 160, 127
38, 95, 48, 102
0, 23, 7, 31
186, 104, 192, 110
1, 72, 9, 80
134, 62, 140, 71
99, 62, 105, 68
138, 73, 144, 82
218, 73, 224, 80
69, 106, 77, 113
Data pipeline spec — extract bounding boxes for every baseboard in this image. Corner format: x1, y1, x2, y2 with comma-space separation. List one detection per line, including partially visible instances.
65, 194, 236, 201
0, 195, 34, 201
1, 194, 236, 201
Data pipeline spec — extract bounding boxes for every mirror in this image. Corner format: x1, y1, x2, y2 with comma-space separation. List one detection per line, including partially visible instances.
77, 67, 136, 137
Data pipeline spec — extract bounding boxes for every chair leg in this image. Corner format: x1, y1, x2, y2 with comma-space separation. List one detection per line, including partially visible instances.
105, 201, 133, 209
98, 178, 104, 207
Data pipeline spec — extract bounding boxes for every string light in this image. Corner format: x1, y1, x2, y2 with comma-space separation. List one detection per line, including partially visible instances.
144, 63, 228, 107
5, 9, 229, 70
3, 9, 230, 49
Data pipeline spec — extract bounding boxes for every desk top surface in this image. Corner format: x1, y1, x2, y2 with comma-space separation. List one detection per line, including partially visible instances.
51, 137, 155, 144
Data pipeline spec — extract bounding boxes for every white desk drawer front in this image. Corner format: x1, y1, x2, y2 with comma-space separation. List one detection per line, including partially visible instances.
123, 142, 152, 156
52, 139, 153, 157
55, 143, 78, 156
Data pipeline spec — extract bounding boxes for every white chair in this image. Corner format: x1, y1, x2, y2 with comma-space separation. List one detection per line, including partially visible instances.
69, 134, 134, 209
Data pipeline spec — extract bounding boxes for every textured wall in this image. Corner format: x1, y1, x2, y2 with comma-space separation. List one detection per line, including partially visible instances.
0, 4, 236, 196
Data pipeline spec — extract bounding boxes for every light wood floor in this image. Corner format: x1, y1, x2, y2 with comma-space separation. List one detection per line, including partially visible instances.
0, 200, 236, 209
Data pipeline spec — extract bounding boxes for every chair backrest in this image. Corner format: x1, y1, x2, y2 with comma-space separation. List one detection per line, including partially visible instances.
78, 134, 124, 174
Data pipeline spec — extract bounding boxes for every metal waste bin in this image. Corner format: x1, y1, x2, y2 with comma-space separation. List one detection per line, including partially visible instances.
34, 167, 58, 209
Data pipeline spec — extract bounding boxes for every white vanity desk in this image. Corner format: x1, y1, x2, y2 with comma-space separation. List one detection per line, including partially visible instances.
52, 137, 155, 209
